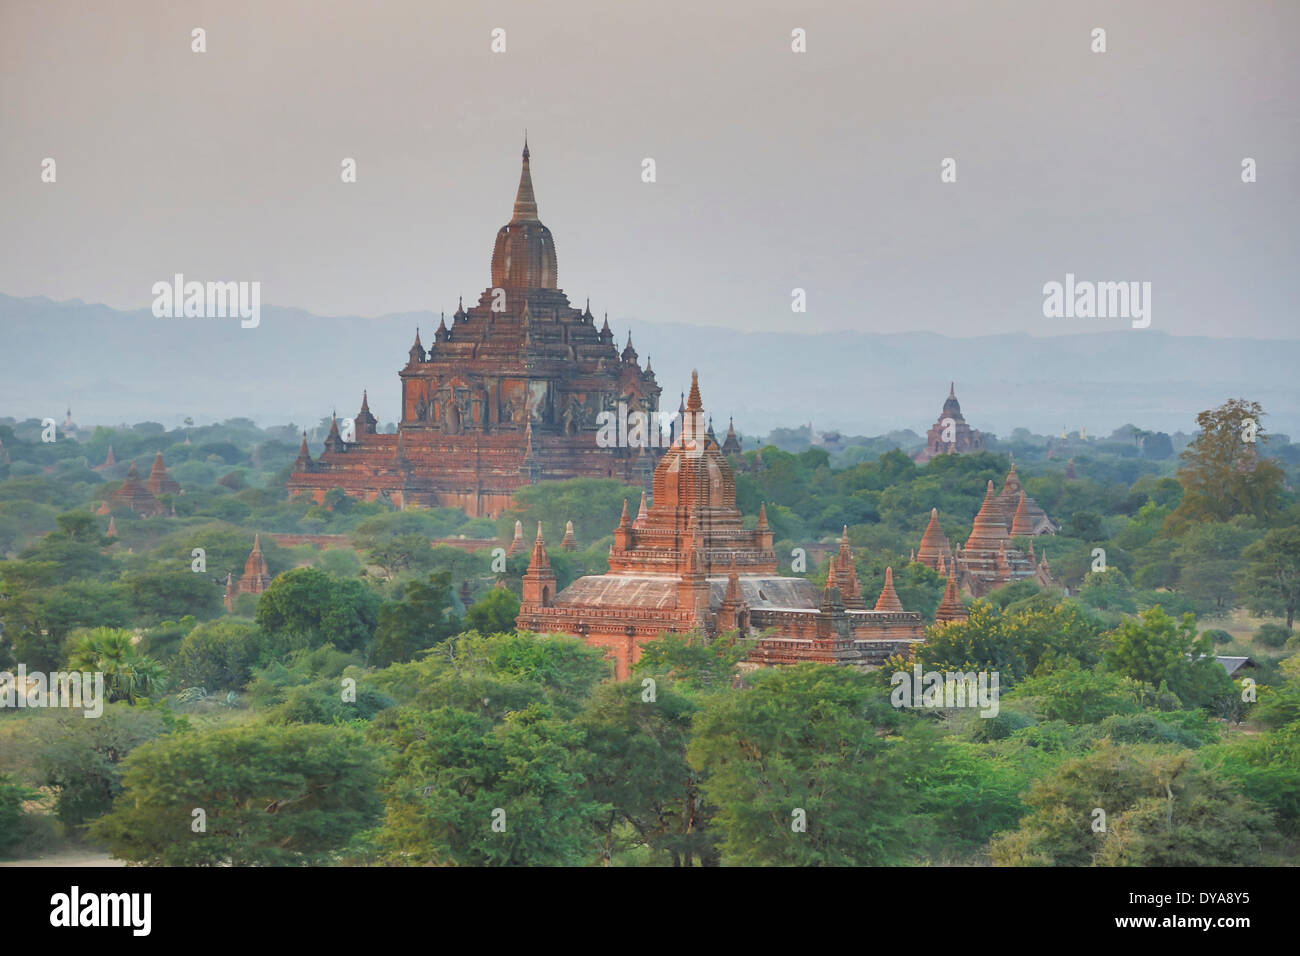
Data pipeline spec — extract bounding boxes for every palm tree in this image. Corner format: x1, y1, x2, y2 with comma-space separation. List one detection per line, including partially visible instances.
66, 627, 165, 704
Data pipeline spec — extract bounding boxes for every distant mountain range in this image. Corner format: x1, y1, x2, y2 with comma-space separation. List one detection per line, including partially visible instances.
2, 293, 1296, 440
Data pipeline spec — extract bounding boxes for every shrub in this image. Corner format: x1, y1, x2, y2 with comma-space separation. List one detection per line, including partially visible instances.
1255, 623, 1291, 648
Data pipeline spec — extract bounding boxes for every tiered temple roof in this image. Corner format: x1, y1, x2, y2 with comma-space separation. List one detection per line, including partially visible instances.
926, 479, 1057, 599
286, 140, 667, 518
987, 462, 1057, 534
108, 461, 166, 516
517, 372, 924, 677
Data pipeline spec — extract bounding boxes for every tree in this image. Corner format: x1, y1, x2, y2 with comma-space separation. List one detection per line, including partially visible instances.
578, 679, 716, 866
121, 569, 225, 624
0, 564, 131, 671
919, 601, 1028, 683
1005, 667, 1138, 725
1208, 724, 1300, 837
687, 665, 912, 865
371, 572, 460, 666
65, 628, 166, 704
256, 567, 382, 656
373, 702, 603, 866
990, 741, 1275, 866
17, 511, 112, 582
1167, 399, 1285, 531
29, 704, 171, 827
464, 588, 520, 635
366, 533, 437, 581
1079, 567, 1137, 613
91, 723, 382, 865
632, 631, 750, 694
0, 773, 40, 855
921, 598, 1103, 689
1238, 526, 1300, 629
1103, 606, 1233, 709
172, 618, 263, 690
1173, 522, 1258, 615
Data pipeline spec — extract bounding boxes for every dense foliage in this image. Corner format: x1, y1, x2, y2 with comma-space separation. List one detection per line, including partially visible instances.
0, 399, 1297, 865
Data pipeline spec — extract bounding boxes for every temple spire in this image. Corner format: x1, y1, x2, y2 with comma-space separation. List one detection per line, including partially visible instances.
874, 566, 904, 612
935, 567, 967, 623
512, 136, 539, 222
686, 369, 703, 412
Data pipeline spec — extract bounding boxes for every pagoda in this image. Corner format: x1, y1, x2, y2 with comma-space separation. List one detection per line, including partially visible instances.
517, 372, 924, 678
224, 534, 274, 611
913, 383, 984, 463
287, 139, 662, 517
107, 461, 165, 516
987, 461, 1057, 534
929, 480, 1057, 598
720, 417, 742, 456
934, 568, 968, 623
146, 451, 180, 497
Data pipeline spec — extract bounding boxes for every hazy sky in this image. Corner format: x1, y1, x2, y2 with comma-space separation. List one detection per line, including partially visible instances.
2, 0, 1297, 338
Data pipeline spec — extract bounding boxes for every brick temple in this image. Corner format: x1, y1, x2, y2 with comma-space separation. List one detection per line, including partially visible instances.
915, 466, 1058, 598
913, 383, 985, 463
287, 140, 663, 517
516, 372, 924, 678
106, 452, 180, 517
224, 534, 273, 611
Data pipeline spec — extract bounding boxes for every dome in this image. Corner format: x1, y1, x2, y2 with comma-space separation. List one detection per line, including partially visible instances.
490, 141, 559, 290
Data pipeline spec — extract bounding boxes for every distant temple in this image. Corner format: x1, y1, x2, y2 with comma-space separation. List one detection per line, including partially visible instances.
917, 474, 1056, 599
516, 372, 924, 678
107, 459, 166, 516
61, 408, 81, 440
720, 417, 742, 456
913, 383, 984, 463
224, 534, 274, 611
146, 451, 180, 497
287, 140, 667, 517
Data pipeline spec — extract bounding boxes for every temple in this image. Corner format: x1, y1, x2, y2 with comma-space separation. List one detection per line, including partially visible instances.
224, 534, 274, 611
987, 461, 1057, 534
516, 372, 925, 678
146, 451, 180, 497
287, 140, 664, 517
917, 477, 1057, 598
913, 383, 984, 463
